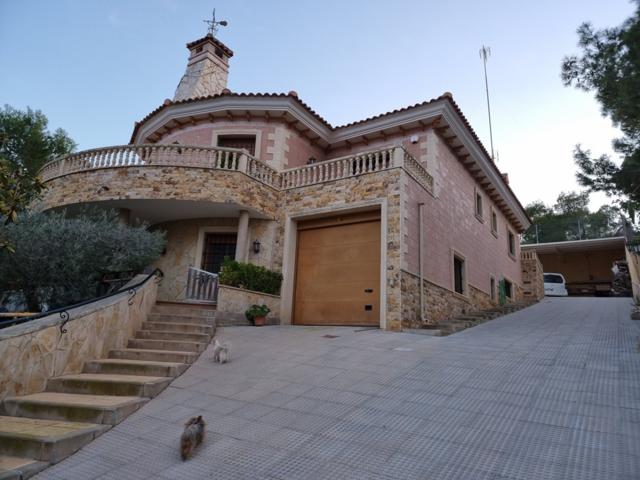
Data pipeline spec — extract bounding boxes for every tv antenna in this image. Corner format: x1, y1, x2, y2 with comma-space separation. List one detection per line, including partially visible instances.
479, 45, 495, 161
204, 9, 228, 37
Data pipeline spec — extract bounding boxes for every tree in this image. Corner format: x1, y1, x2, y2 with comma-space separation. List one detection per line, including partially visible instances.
0, 105, 76, 176
0, 210, 166, 311
522, 191, 623, 244
561, 3, 640, 220
0, 106, 76, 248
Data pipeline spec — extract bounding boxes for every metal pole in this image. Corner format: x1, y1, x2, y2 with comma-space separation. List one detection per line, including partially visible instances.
480, 46, 495, 161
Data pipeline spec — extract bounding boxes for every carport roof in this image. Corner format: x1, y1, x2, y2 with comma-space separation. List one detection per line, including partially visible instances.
521, 236, 626, 254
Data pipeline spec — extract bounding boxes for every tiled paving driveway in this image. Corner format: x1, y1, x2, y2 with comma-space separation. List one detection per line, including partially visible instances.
37, 297, 639, 479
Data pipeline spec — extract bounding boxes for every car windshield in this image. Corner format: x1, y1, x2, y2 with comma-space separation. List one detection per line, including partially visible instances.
544, 274, 564, 284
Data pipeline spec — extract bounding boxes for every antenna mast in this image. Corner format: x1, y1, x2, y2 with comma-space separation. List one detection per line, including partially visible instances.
479, 45, 495, 161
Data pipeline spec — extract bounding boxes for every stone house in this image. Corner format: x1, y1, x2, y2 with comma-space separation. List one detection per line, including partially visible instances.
38, 32, 531, 331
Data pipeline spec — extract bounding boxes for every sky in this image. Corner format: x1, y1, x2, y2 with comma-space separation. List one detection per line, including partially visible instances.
0, 0, 635, 211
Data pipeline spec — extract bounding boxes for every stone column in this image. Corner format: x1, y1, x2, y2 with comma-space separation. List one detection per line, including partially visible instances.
235, 210, 250, 262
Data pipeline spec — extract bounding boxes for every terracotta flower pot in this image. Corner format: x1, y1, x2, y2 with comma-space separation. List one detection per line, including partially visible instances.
253, 316, 266, 326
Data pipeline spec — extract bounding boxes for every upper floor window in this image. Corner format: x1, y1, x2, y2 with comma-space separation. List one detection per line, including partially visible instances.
217, 134, 256, 156
491, 208, 498, 236
475, 189, 483, 221
508, 229, 516, 257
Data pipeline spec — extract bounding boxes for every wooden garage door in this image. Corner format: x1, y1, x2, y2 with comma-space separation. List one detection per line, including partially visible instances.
294, 213, 381, 326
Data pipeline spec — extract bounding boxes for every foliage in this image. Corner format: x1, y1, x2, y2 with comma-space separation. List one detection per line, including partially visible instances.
0, 105, 76, 249
245, 304, 271, 323
522, 191, 624, 243
0, 105, 76, 176
218, 258, 282, 295
0, 160, 44, 227
0, 209, 166, 311
561, 3, 640, 219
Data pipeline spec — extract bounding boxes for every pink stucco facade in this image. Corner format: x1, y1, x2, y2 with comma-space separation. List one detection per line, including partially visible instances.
403, 131, 521, 298
39, 33, 532, 330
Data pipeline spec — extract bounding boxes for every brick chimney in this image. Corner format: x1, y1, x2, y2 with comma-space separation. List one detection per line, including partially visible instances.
173, 34, 234, 101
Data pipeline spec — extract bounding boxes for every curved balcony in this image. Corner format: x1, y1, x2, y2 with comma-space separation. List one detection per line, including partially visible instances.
37, 144, 434, 221
39, 144, 280, 188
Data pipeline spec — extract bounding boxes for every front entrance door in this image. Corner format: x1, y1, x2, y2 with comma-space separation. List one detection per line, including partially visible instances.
293, 212, 381, 326
201, 233, 237, 274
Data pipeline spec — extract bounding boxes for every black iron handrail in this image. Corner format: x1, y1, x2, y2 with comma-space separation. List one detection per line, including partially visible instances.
0, 269, 163, 332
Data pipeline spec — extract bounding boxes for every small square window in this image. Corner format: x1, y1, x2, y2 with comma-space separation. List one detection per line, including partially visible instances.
508, 230, 516, 257
453, 254, 465, 295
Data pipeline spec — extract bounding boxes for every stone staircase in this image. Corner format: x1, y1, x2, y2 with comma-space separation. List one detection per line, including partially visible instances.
0, 302, 215, 480
437, 301, 532, 336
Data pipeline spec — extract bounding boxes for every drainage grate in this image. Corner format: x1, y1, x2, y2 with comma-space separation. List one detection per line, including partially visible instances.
323, 334, 339, 339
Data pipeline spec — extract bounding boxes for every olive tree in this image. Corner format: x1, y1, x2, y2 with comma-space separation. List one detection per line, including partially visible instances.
0, 210, 166, 311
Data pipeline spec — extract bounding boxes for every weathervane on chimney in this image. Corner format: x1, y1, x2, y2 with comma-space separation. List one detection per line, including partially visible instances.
203, 9, 228, 37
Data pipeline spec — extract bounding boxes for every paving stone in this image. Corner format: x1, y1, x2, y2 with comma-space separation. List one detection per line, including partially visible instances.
31, 298, 638, 480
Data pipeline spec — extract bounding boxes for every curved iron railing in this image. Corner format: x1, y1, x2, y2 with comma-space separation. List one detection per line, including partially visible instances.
0, 268, 164, 332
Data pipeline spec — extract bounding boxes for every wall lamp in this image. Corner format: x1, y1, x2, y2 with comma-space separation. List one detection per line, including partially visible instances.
253, 240, 261, 254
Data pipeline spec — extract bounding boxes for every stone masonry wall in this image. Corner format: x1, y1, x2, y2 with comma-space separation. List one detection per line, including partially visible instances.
283, 169, 403, 330
151, 217, 279, 302
521, 251, 545, 301
0, 275, 157, 400
401, 270, 495, 328
217, 285, 280, 325
38, 166, 281, 219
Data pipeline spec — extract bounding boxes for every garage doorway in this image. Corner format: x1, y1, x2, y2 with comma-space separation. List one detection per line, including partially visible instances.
293, 211, 381, 326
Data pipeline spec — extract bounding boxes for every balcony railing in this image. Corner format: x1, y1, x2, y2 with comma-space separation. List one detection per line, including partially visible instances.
39, 144, 434, 194
38, 144, 280, 189
185, 267, 219, 303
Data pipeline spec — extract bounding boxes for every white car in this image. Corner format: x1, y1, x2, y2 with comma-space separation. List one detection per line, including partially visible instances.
544, 273, 568, 297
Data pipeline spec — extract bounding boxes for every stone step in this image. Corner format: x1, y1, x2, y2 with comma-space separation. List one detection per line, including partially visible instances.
135, 330, 211, 343
47, 374, 172, 398
151, 304, 216, 318
0, 416, 107, 464
1, 393, 147, 426
141, 321, 214, 335
127, 338, 206, 353
0, 455, 48, 480
146, 312, 215, 326
83, 359, 187, 377
109, 348, 198, 364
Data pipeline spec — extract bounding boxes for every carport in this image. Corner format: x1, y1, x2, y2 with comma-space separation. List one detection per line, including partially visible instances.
522, 236, 627, 296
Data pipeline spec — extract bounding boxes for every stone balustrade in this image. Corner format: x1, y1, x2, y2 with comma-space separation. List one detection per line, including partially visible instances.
39, 145, 434, 194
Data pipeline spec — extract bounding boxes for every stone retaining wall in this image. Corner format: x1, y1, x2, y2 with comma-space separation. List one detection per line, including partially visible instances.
521, 251, 545, 301
0, 275, 158, 400
401, 270, 498, 328
216, 285, 280, 325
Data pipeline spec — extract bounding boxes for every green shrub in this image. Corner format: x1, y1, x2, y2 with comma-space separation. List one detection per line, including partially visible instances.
0, 209, 166, 311
219, 258, 282, 295
245, 304, 271, 323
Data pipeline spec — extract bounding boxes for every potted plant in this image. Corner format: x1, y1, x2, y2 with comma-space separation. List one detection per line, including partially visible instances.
245, 304, 270, 326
